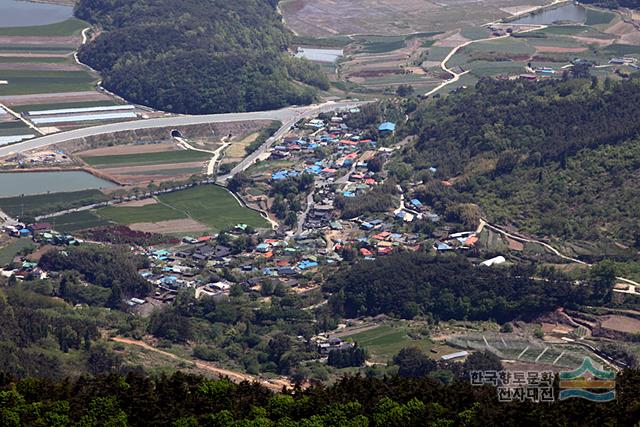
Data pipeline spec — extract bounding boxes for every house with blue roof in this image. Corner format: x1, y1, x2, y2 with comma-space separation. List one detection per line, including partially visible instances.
378, 122, 396, 133
298, 260, 319, 270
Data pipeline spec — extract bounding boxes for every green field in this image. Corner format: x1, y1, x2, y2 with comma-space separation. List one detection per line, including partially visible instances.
0, 238, 35, 266
96, 185, 269, 231
585, 8, 615, 26
82, 150, 212, 168
97, 203, 186, 224
602, 44, 640, 57
0, 18, 88, 37
0, 70, 96, 95
0, 122, 31, 136
0, 189, 109, 218
52, 211, 112, 233
343, 324, 433, 362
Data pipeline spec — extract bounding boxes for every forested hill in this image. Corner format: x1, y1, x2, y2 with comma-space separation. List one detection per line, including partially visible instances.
396, 77, 640, 244
75, 0, 328, 114
1, 371, 639, 426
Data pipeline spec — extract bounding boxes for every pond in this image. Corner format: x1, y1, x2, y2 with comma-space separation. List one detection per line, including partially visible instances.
511, 3, 586, 25
0, 0, 73, 28
0, 171, 116, 197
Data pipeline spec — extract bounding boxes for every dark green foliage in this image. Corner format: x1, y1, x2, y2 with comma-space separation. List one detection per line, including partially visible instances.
1, 371, 640, 425
393, 347, 437, 377
402, 77, 640, 243
326, 252, 583, 322
328, 345, 366, 368
39, 245, 151, 298
148, 309, 193, 343
75, 0, 326, 114
462, 351, 503, 373
335, 181, 398, 219
0, 287, 101, 378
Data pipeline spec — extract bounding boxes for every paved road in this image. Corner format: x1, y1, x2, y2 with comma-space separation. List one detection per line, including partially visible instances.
217, 101, 367, 182
0, 101, 361, 159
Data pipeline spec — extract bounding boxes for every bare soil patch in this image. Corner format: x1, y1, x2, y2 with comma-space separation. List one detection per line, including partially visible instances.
118, 198, 158, 207
0, 36, 80, 45
0, 62, 80, 71
600, 315, 640, 333
536, 45, 588, 53
0, 53, 69, 58
129, 218, 210, 234
571, 36, 613, 47
1, 91, 111, 106
434, 31, 470, 48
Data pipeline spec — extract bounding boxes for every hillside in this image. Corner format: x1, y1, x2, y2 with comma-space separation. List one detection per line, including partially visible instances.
1, 371, 639, 425
396, 77, 640, 246
75, 0, 328, 114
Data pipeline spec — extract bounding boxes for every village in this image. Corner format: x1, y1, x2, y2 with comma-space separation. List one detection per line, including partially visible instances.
1, 100, 639, 377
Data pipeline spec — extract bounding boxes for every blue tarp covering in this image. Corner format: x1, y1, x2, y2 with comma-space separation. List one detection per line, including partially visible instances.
378, 122, 396, 132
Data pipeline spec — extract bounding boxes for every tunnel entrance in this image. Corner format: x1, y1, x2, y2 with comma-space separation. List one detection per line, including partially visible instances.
170, 129, 183, 138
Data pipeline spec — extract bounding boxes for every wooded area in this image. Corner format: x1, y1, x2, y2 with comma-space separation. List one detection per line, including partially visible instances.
397, 77, 640, 243
75, 0, 328, 114
0, 370, 638, 426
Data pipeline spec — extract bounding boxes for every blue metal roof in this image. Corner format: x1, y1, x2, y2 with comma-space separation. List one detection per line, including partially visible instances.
378, 122, 396, 132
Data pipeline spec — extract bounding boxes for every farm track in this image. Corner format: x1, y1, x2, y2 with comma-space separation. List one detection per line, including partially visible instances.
111, 337, 294, 391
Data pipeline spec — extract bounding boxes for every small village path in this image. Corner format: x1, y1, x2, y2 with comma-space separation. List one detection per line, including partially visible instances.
111, 337, 293, 391
480, 219, 640, 287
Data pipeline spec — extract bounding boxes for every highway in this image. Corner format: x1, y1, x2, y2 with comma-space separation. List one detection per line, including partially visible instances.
0, 101, 361, 159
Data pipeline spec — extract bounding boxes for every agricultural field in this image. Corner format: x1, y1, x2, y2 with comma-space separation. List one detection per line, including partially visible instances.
0, 70, 96, 95
0, 17, 144, 136
51, 210, 111, 233
0, 189, 109, 218
285, 1, 638, 95
0, 238, 35, 265
446, 333, 596, 370
281, 0, 549, 37
81, 150, 212, 168
341, 324, 437, 363
95, 185, 269, 234
79, 147, 212, 185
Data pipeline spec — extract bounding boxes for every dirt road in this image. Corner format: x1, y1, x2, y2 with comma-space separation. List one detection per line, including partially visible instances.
112, 337, 293, 391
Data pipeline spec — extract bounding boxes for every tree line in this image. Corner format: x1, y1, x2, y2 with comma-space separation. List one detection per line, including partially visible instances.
0, 369, 639, 426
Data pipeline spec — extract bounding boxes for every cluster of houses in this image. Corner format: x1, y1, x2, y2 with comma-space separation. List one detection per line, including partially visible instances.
3, 222, 82, 246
